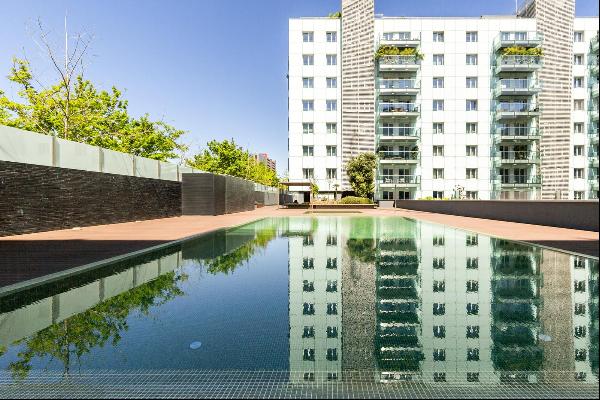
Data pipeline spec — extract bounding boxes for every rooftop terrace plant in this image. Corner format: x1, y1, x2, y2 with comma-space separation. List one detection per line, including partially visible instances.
328, 11, 342, 18
502, 46, 543, 56
375, 45, 424, 60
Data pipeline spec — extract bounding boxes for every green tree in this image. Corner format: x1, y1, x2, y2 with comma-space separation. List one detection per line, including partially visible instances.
346, 152, 377, 198
187, 139, 279, 186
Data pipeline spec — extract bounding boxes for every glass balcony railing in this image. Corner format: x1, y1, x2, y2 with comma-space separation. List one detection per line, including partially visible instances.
378, 55, 421, 69
380, 33, 421, 47
495, 102, 540, 115
378, 175, 420, 185
495, 151, 540, 163
496, 126, 540, 139
378, 79, 419, 91
495, 79, 539, 94
377, 150, 420, 162
494, 32, 543, 50
495, 55, 542, 71
494, 176, 542, 187
378, 103, 420, 114
591, 34, 599, 53
378, 126, 420, 138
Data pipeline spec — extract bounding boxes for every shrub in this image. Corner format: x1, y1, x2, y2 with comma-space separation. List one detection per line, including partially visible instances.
340, 196, 373, 204
374, 46, 424, 60
502, 46, 543, 56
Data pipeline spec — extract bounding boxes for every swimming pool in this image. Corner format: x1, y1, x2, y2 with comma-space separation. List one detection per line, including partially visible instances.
0, 216, 597, 398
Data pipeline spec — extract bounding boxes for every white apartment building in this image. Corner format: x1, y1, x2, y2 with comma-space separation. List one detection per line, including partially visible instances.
288, 0, 599, 201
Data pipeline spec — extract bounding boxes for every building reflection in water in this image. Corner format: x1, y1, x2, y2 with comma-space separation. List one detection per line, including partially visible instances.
287, 216, 599, 385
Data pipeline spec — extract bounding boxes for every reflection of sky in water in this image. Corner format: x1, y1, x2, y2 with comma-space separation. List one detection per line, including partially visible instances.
0, 217, 597, 386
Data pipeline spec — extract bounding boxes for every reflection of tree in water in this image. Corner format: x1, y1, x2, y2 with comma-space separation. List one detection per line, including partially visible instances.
204, 227, 279, 275
346, 217, 376, 265
7, 270, 187, 380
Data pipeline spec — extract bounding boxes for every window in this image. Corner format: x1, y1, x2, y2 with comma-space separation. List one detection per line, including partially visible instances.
574, 77, 584, 88
303, 348, 315, 361
302, 123, 314, 134
303, 54, 314, 65
466, 54, 478, 65
466, 168, 478, 179
433, 100, 444, 111
467, 257, 478, 269
303, 77, 314, 88
574, 191, 584, 200
433, 191, 444, 199
327, 326, 338, 338
382, 191, 394, 200
466, 31, 478, 42
303, 372, 315, 381
466, 191, 478, 199
466, 100, 478, 111
467, 373, 479, 382
467, 303, 479, 315
574, 31, 584, 42
433, 145, 444, 156
433, 54, 444, 65
466, 280, 479, 292
326, 100, 337, 111
327, 303, 338, 315
433, 257, 445, 269
326, 77, 337, 88
466, 326, 480, 339
302, 326, 315, 338
467, 348, 480, 361
326, 235, 337, 246
302, 168, 314, 179
433, 280, 445, 292
433, 31, 444, 42
433, 325, 446, 338
433, 303, 445, 315
303, 235, 314, 246
326, 168, 337, 179
574, 99, 584, 111
326, 31, 337, 42
433, 77, 444, 88
302, 31, 314, 42
433, 236, 445, 246
303, 146, 314, 156
466, 145, 478, 156
303, 100, 314, 111
303, 302, 315, 315
326, 145, 337, 156
574, 168, 584, 179
433, 168, 444, 179
574, 54, 584, 65
575, 349, 587, 361
326, 348, 338, 361
466, 77, 478, 88
574, 123, 584, 133
327, 373, 338, 381
326, 257, 337, 269
575, 303, 586, 315
326, 122, 337, 134
326, 280, 337, 292
433, 123, 444, 134
574, 145, 584, 156
433, 349, 446, 361
302, 257, 314, 269
575, 326, 587, 338
574, 257, 585, 268
466, 123, 478, 134
433, 372, 446, 382
466, 234, 478, 246
303, 280, 314, 292
326, 54, 337, 65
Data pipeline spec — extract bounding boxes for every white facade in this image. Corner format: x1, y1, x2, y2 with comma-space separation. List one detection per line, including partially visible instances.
288, 9, 599, 201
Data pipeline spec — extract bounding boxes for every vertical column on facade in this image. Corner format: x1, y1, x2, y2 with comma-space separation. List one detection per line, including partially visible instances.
490, 30, 543, 199
519, 0, 575, 199
587, 33, 599, 199
374, 31, 422, 201
341, 0, 375, 191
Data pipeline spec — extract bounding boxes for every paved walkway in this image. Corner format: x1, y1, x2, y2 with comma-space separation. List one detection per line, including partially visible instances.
1, 206, 597, 287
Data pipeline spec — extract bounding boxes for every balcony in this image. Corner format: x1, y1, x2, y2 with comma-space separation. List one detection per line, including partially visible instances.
378, 102, 420, 118
379, 33, 420, 48
591, 82, 599, 98
589, 127, 599, 144
592, 34, 599, 53
378, 79, 420, 96
495, 126, 541, 141
378, 150, 420, 164
494, 102, 540, 119
378, 175, 420, 187
589, 56, 599, 74
378, 55, 421, 71
495, 150, 540, 164
493, 32, 543, 51
377, 127, 420, 141
494, 176, 542, 188
495, 55, 542, 73
494, 79, 540, 96
590, 148, 599, 168
590, 104, 599, 121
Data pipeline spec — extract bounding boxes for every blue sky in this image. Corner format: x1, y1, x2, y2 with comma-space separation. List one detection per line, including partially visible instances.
1, 0, 598, 172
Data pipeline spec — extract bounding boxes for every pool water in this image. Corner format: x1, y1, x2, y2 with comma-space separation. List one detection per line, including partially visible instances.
0, 216, 597, 398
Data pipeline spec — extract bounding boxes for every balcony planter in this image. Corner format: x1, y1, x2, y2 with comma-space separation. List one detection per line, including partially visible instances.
375, 46, 424, 60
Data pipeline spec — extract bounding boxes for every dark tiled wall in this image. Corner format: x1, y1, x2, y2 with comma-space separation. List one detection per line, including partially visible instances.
0, 160, 181, 236
182, 173, 255, 215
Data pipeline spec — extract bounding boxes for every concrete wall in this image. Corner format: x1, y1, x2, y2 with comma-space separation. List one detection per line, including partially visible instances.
0, 160, 181, 236
181, 173, 255, 215
394, 200, 599, 231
